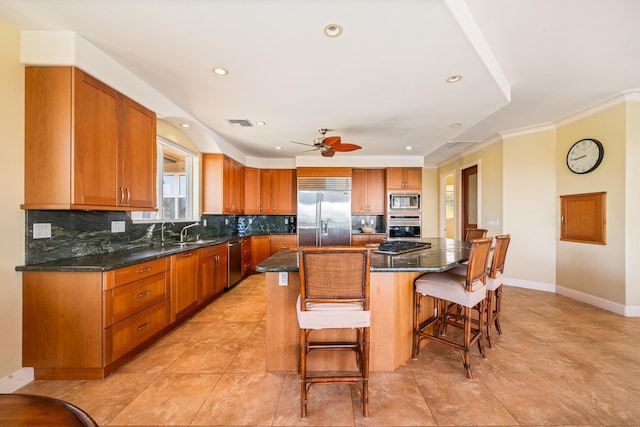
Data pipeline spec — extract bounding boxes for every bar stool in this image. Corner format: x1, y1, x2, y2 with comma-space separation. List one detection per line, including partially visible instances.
465, 228, 488, 241
449, 234, 511, 348
412, 237, 492, 379
296, 246, 371, 418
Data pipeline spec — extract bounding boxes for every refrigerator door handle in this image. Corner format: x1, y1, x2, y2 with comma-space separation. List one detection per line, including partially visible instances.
320, 220, 328, 235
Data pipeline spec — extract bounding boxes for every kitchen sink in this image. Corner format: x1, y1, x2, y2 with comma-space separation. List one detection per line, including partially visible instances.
171, 239, 220, 246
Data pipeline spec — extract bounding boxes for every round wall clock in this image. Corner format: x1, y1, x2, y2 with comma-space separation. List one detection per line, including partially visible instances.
566, 138, 604, 174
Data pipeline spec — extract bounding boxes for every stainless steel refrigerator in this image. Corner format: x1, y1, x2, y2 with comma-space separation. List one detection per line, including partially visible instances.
297, 177, 352, 247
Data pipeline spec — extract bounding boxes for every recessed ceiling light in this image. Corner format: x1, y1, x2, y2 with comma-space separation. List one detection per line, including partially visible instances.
324, 23, 343, 37
275, 146, 282, 150
212, 67, 228, 76
450, 123, 462, 128
406, 146, 412, 150
256, 121, 266, 126
180, 123, 190, 128
446, 75, 462, 83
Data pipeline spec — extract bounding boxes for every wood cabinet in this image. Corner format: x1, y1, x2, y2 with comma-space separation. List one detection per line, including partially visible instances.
198, 244, 228, 303
202, 154, 245, 214
260, 169, 297, 214
386, 167, 422, 191
251, 235, 271, 270
23, 258, 169, 380
242, 237, 252, 276
351, 234, 386, 246
270, 234, 297, 255
170, 250, 198, 322
22, 66, 156, 211
352, 169, 385, 214
244, 167, 261, 214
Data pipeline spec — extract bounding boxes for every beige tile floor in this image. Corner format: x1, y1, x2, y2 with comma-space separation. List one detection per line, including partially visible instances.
17, 273, 640, 426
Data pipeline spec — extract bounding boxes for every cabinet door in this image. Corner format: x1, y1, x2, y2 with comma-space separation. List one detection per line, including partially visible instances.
241, 237, 252, 276
171, 251, 198, 321
386, 167, 421, 190
244, 167, 261, 214
73, 70, 119, 207
213, 247, 228, 295
251, 235, 271, 270
404, 168, 422, 190
272, 169, 296, 214
270, 235, 297, 254
201, 154, 223, 214
367, 169, 386, 213
119, 96, 157, 209
197, 252, 216, 303
351, 169, 369, 214
260, 169, 273, 213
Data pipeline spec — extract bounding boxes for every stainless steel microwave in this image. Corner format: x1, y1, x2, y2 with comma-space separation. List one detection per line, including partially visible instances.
388, 193, 421, 211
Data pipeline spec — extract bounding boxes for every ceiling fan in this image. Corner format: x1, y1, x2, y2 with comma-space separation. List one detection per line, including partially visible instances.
290, 128, 362, 157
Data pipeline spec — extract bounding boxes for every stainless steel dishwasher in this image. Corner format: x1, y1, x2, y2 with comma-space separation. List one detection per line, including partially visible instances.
227, 238, 242, 288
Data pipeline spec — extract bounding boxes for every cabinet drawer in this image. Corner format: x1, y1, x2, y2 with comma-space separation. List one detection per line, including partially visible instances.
113, 258, 168, 286
108, 299, 168, 361
199, 243, 227, 258
106, 272, 168, 325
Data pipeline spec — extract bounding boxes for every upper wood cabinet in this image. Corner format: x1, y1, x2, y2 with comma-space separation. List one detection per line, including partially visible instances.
386, 167, 422, 191
244, 167, 297, 214
22, 66, 157, 211
202, 154, 245, 214
352, 169, 385, 214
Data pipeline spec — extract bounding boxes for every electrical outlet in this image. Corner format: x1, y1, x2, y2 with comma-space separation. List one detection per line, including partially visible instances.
249, 218, 253, 225
285, 217, 289, 224
225, 218, 229, 225
370, 218, 375, 225
111, 221, 126, 233
33, 223, 51, 239
361, 219, 365, 225
203, 219, 207, 227
278, 272, 288, 286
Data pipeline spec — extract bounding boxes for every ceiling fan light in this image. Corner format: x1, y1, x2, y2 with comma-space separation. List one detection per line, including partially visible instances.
324, 23, 342, 37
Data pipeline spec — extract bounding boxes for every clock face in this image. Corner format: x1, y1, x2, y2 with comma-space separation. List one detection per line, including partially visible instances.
566, 138, 604, 174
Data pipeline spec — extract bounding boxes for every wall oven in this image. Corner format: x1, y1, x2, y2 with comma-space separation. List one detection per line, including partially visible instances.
387, 215, 421, 241
389, 193, 421, 212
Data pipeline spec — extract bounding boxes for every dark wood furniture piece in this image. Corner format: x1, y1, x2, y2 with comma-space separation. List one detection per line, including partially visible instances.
0, 394, 98, 426
413, 237, 492, 379
297, 247, 371, 418
464, 228, 488, 241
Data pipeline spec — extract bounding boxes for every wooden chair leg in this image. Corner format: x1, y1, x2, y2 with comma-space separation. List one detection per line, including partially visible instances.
494, 286, 503, 335
462, 306, 473, 379
477, 300, 487, 359
412, 292, 421, 358
485, 291, 495, 348
300, 329, 309, 418
362, 326, 370, 418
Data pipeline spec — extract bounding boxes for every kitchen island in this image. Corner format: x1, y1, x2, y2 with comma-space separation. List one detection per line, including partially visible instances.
256, 238, 471, 372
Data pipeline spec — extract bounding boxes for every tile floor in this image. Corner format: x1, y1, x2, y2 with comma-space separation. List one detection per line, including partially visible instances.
17, 273, 640, 426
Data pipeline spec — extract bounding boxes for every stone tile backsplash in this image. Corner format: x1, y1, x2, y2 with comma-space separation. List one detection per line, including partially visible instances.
25, 211, 293, 265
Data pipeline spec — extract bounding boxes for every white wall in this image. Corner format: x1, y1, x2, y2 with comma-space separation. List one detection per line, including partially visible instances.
0, 19, 26, 383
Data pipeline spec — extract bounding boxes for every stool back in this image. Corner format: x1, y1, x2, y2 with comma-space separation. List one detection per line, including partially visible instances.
299, 247, 370, 309
489, 234, 511, 279
465, 237, 493, 292
465, 228, 488, 241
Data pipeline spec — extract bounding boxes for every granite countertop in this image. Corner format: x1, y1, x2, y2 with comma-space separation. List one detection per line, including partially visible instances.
256, 238, 471, 273
17, 236, 233, 272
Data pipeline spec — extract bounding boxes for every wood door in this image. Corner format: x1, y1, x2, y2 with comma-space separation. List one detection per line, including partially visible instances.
244, 167, 261, 214
368, 169, 386, 213
171, 251, 198, 321
272, 169, 297, 214
461, 165, 478, 237
119, 96, 156, 209
260, 169, 273, 213
251, 235, 271, 270
73, 69, 119, 207
351, 169, 368, 214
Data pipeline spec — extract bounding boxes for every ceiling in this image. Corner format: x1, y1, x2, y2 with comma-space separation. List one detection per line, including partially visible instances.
1, 0, 640, 165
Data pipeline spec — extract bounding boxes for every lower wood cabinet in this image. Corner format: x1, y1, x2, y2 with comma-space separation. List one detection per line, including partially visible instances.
251, 235, 271, 271
241, 237, 252, 276
351, 234, 386, 246
170, 250, 199, 322
269, 234, 297, 254
198, 243, 228, 304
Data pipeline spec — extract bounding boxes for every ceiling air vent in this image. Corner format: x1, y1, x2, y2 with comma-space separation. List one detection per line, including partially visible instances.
227, 119, 253, 127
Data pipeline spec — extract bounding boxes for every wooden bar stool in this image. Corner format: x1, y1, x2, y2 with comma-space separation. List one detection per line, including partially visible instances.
296, 246, 371, 418
464, 228, 488, 241
412, 237, 492, 379
0, 393, 98, 426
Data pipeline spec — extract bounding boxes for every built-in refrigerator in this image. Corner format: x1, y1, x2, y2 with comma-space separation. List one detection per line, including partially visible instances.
297, 177, 351, 247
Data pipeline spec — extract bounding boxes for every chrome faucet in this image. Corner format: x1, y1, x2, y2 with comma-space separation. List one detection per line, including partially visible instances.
180, 222, 200, 242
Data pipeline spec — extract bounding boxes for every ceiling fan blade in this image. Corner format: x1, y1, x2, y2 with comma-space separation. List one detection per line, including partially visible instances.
321, 148, 336, 157
289, 140, 316, 147
323, 136, 342, 147
333, 143, 361, 152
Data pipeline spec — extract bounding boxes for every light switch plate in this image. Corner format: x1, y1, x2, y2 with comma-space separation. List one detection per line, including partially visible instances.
278, 272, 288, 286
33, 223, 51, 239
111, 221, 126, 233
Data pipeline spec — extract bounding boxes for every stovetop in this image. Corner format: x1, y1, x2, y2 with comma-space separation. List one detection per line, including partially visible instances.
375, 240, 431, 255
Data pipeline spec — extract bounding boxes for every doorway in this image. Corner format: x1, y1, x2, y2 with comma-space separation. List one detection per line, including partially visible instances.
461, 164, 478, 237
443, 173, 455, 239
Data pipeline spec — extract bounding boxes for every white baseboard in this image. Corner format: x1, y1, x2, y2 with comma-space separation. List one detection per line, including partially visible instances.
0, 367, 34, 393
503, 276, 556, 293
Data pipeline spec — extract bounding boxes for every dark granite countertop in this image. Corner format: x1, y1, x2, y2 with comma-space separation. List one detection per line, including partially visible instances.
16, 236, 233, 272
256, 238, 471, 273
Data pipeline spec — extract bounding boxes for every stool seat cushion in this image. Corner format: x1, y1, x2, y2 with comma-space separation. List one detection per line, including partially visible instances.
297, 295, 370, 329
415, 272, 486, 308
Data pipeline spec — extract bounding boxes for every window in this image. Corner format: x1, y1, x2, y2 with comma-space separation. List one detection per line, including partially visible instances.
132, 137, 198, 222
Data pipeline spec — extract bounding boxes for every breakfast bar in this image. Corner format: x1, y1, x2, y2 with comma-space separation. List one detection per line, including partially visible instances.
256, 238, 471, 372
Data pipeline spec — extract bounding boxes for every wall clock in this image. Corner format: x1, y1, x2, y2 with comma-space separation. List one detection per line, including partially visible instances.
566, 138, 604, 174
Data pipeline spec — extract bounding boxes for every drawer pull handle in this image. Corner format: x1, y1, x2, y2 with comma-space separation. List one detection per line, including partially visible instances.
136, 267, 152, 274
136, 322, 151, 332
183, 253, 193, 257
136, 290, 151, 298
